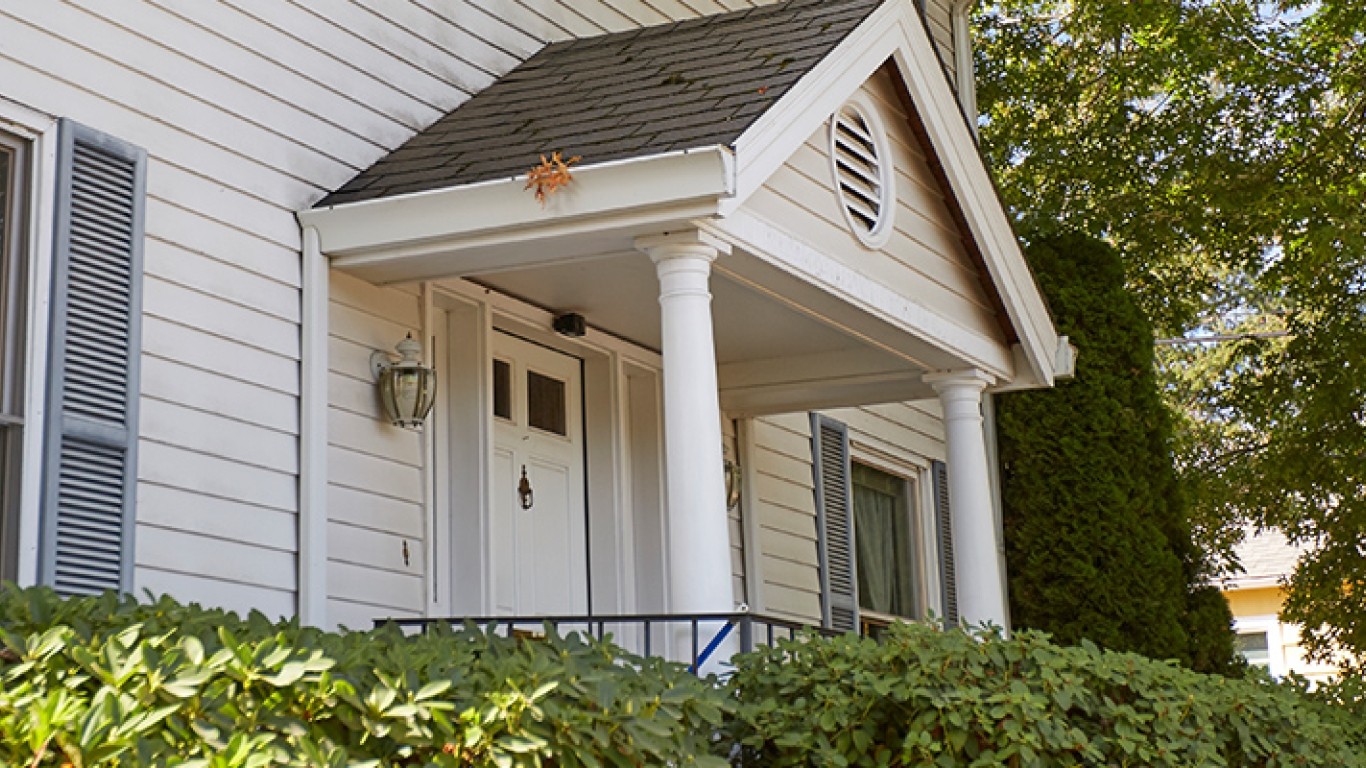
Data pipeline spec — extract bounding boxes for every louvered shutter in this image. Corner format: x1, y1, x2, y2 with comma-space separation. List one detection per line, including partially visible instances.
40, 119, 146, 595
811, 414, 857, 632
932, 459, 958, 625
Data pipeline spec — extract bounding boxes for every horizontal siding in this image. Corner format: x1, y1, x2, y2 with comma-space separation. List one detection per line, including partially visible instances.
750, 414, 821, 624
923, 0, 957, 85
744, 68, 1001, 342
326, 271, 427, 617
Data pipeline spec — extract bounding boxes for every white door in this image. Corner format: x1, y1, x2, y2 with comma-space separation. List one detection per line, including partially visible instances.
490, 331, 588, 616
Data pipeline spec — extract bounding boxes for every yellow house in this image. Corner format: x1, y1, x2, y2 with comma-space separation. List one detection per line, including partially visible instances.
1222, 528, 1337, 683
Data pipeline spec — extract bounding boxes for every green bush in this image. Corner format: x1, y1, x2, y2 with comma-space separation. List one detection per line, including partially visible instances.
997, 230, 1238, 674
0, 585, 729, 767
725, 621, 1366, 767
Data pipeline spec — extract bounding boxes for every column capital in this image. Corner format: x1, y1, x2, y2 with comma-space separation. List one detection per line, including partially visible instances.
923, 368, 994, 394
635, 229, 732, 262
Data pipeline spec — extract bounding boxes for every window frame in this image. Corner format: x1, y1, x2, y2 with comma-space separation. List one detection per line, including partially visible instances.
849, 459, 921, 625
0, 128, 29, 582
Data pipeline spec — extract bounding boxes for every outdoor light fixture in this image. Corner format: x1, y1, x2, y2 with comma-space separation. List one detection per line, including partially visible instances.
724, 457, 742, 510
370, 333, 437, 429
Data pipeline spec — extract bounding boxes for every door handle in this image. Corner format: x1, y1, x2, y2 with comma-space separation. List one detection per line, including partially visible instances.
518, 465, 534, 510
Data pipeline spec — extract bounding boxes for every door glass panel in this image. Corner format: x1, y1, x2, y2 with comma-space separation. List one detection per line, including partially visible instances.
527, 370, 566, 435
492, 359, 511, 420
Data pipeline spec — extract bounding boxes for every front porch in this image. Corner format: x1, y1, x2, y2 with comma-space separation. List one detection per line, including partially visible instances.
294, 0, 1067, 637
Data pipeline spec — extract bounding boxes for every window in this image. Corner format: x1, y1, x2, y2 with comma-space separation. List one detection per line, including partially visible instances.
812, 414, 954, 634
0, 131, 28, 582
852, 463, 917, 621
1236, 631, 1272, 670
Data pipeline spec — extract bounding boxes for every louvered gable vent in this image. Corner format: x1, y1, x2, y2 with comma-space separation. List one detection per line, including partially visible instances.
830, 97, 893, 248
41, 119, 146, 596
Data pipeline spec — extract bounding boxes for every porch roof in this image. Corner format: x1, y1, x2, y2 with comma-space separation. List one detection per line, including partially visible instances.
320, 0, 881, 207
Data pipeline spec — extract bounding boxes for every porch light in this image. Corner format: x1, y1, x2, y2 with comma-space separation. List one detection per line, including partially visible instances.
724, 456, 742, 510
370, 334, 437, 429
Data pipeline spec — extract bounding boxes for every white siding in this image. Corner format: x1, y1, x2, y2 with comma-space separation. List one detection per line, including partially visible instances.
326, 273, 428, 621
745, 67, 1001, 343
923, 0, 958, 86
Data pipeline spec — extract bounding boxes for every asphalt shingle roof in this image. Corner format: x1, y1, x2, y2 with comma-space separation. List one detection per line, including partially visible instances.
319, 0, 883, 206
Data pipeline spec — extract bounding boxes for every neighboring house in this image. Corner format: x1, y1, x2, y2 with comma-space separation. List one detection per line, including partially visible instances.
1223, 528, 1338, 682
0, 0, 1069, 644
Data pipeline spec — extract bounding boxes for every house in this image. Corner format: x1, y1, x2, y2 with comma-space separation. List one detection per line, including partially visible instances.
0, 0, 1069, 643
1223, 528, 1339, 682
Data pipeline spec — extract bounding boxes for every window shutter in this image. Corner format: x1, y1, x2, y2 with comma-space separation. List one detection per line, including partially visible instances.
40, 119, 146, 595
932, 459, 958, 625
811, 414, 857, 632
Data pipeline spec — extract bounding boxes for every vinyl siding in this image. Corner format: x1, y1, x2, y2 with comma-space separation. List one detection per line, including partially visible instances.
744, 68, 1001, 344
923, 0, 958, 86
6, 0, 965, 620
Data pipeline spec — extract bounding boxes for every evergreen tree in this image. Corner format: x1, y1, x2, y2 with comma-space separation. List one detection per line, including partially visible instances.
997, 232, 1237, 674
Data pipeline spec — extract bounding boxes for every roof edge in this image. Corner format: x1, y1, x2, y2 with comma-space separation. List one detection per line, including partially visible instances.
298, 147, 736, 260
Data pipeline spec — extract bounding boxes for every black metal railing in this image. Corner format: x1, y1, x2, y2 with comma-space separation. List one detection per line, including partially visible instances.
377, 612, 838, 674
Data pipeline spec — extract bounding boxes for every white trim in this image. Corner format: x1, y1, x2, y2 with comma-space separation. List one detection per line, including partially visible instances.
705, 210, 1013, 377
299, 148, 735, 279
297, 226, 328, 626
11, 104, 58, 587
726, 0, 1058, 388
736, 417, 765, 612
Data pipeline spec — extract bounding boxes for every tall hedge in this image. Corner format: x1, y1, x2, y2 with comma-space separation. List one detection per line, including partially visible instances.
996, 231, 1237, 673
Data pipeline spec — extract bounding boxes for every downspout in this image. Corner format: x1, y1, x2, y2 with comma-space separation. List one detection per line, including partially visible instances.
299, 226, 329, 626
950, 0, 979, 136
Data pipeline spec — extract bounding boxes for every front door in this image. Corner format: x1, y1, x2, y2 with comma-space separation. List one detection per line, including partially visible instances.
490, 331, 588, 615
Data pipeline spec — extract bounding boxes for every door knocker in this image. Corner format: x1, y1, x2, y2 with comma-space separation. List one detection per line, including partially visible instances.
518, 465, 534, 510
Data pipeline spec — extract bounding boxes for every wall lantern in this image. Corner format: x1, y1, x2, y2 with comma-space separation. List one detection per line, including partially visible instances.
723, 457, 742, 510
370, 333, 437, 429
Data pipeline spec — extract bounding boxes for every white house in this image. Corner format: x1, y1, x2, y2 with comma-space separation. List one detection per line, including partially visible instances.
0, 0, 1069, 641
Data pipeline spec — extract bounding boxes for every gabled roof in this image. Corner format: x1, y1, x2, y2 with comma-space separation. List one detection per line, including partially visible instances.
320, 0, 881, 207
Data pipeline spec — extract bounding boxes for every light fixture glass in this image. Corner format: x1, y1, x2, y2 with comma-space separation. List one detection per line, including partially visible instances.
724, 457, 742, 510
371, 334, 436, 429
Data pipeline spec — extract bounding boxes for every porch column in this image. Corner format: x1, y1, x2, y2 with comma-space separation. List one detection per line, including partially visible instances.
637, 232, 735, 615
924, 369, 1007, 630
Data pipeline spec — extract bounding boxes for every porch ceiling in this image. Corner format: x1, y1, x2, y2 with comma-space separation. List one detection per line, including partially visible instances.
465, 247, 954, 416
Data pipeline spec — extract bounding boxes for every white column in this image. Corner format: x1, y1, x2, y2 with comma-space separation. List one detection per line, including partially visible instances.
637, 232, 735, 616
925, 369, 1007, 630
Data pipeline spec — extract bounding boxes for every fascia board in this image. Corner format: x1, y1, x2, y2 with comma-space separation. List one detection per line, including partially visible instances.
707, 211, 1013, 377
729, 0, 1060, 388
297, 147, 735, 259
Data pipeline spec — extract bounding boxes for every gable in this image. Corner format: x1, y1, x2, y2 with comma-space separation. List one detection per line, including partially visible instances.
742, 66, 1004, 345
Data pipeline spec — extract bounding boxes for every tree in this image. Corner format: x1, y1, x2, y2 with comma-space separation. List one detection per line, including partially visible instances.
975, 0, 1366, 666
996, 232, 1237, 674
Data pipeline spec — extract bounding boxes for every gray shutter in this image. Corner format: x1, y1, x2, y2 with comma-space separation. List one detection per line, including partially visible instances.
40, 119, 146, 595
932, 459, 958, 625
811, 414, 857, 632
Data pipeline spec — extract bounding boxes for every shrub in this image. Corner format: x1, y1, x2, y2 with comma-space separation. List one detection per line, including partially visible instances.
997, 230, 1238, 674
0, 585, 729, 767
725, 621, 1366, 767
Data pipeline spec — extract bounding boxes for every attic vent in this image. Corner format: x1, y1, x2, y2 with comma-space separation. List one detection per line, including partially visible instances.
830, 96, 894, 248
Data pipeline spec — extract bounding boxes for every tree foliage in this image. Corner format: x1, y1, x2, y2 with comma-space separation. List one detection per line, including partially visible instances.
995, 232, 1237, 674
975, 0, 1366, 665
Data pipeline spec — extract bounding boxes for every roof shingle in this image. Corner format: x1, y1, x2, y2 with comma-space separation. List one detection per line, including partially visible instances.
318, 0, 883, 207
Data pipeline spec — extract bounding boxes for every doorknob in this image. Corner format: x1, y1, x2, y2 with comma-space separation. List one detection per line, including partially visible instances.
518, 465, 534, 510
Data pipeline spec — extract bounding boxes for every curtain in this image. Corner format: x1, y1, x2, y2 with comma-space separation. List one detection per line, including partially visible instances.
852, 464, 913, 617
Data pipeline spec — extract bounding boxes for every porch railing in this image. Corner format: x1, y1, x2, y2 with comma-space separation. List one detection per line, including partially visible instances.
376, 612, 838, 674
